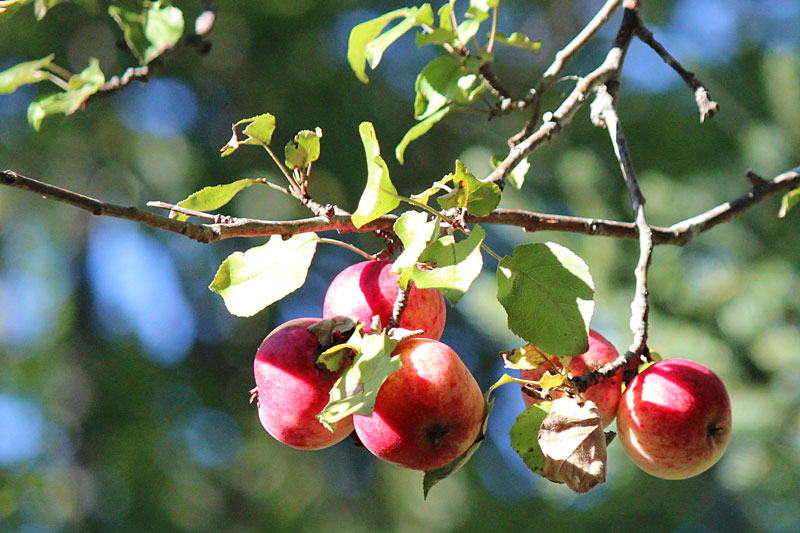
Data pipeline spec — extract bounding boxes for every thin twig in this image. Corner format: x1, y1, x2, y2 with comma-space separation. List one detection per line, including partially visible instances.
317, 237, 375, 261
87, 4, 217, 102
520, 0, 623, 140
2, 168, 798, 245
634, 25, 718, 121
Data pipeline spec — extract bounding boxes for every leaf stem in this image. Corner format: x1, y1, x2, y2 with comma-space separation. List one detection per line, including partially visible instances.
46, 72, 70, 91
317, 237, 375, 260
487, 2, 499, 53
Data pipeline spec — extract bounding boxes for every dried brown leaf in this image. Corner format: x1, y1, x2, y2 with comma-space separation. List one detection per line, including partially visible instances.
537, 397, 607, 493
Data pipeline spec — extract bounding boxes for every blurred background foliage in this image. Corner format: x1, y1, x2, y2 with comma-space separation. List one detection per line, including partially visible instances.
1, 0, 799, 531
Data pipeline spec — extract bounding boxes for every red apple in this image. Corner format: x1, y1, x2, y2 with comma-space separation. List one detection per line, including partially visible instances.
353, 338, 484, 471
322, 260, 446, 340
520, 330, 622, 428
254, 317, 354, 450
616, 358, 732, 480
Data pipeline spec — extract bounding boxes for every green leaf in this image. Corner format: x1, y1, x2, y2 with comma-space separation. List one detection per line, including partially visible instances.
413, 225, 485, 305
493, 31, 541, 52
347, 4, 434, 83
0, 0, 32, 21
240, 113, 276, 146
496, 242, 594, 356
396, 106, 450, 164
285, 128, 323, 170
409, 173, 453, 205
455, 0, 496, 46
414, 56, 479, 119
491, 154, 530, 190
351, 122, 400, 228
0, 55, 53, 94
169, 178, 260, 222
316, 332, 402, 431
209, 233, 319, 317
391, 211, 440, 289
109, 1, 184, 65
221, 114, 277, 156
415, 2, 456, 46
312, 319, 363, 373
510, 401, 554, 476
27, 58, 104, 131
778, 187, 800, 218
436, 160, 501, 217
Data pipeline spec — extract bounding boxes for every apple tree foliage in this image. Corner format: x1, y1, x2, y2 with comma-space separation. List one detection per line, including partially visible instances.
1, 0, 799, 501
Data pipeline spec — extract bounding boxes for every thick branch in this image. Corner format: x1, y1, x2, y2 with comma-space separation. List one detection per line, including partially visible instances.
3, 168, 798, 245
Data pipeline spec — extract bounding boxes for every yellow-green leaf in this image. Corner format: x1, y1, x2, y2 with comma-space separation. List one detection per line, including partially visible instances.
209, 233, 319, 317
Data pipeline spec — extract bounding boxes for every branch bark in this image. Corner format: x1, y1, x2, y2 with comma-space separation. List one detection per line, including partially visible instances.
3, 167, 797, 246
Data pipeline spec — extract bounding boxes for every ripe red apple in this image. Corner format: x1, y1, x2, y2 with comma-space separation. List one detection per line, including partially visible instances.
253, 317, 354, 450
353, 338, 484, 471
520, 330, 622, 428
322, 260, 446, 340
616, 358, 732, 480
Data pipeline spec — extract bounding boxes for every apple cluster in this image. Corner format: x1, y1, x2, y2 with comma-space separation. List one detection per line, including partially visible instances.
520, 334, 733, 480
252, 260, 485, 471
251, 258, 732, 481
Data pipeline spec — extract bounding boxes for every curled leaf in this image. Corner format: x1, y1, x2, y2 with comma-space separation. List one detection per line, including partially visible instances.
538, 398, 607, 493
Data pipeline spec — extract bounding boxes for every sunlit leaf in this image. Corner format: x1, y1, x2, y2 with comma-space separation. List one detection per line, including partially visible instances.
348, 4, 434, 83
316, 332, 402, 432
391, 211, 440, 289
436, 160, 500, 217
496, 242, 594, 356
240, 113, 276, 146
351, 122, 399, 228
209, 233, 319, 317
409, 173, 453, 205
396, 106, 450, 164
778, 187, 800, 218
169, 179, 260, 222
0, 54, 53, 94
109, 1, 184, 65
501, 344, 557, 370
493, 31, 541, 52
413, 225, 485, 305
27, 58, 104, 130
284, 127, 323, 170
414, 56, 479, 119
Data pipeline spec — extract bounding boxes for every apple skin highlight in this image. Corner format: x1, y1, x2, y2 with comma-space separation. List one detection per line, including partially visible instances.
254, 318, 354, 450
353, 338, 484, 471
323, 260, 447, 340
616, 358, 732, 480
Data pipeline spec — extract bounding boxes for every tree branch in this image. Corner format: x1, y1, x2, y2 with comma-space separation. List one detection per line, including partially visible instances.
520, 0, 623, 139
486, 2, 638, 187
87, 3, 217, 101
2, 167, 798, 245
